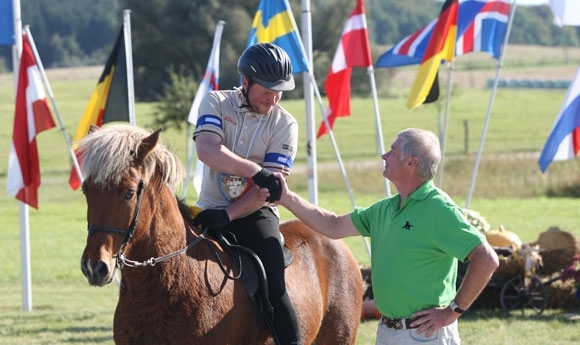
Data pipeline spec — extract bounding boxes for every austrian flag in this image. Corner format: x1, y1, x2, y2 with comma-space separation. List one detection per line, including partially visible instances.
6, 33, 55, 208
317, 0, 372, 138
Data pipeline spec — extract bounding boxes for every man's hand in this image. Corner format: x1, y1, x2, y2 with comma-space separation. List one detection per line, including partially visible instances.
193, 209, 230, 235
251, 168, 281, 202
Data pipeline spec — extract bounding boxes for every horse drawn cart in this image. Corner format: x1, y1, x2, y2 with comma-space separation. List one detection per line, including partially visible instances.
458, 225, 580, 315
458, 244, 558, 315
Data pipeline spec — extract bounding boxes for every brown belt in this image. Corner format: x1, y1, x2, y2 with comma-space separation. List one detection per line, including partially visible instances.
380, 315, 419, 330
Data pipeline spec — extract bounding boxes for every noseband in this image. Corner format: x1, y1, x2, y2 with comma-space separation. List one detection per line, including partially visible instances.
87, 179, 145, 255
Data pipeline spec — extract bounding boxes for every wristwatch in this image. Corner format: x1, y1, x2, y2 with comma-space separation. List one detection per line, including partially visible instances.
449, 300, 465, 314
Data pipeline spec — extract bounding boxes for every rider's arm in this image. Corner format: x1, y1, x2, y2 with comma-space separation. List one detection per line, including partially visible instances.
195, 132, 262, 178
224, 186, 269, 220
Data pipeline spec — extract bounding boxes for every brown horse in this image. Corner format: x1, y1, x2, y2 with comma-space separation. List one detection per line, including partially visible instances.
79, 124, 363, 345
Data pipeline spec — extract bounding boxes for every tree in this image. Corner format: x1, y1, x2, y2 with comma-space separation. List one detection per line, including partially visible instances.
126, 0, 252, 101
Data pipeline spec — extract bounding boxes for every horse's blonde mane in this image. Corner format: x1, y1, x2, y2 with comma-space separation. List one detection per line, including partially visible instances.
77, 124, 184, 190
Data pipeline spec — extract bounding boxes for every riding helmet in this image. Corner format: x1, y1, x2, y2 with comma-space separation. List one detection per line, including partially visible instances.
237, 43, 295, 91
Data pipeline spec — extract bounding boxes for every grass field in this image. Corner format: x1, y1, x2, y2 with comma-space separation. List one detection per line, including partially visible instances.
1, 44, 580, 344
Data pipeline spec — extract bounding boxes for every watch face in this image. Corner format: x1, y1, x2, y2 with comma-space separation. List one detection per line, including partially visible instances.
450, 301, 464, 313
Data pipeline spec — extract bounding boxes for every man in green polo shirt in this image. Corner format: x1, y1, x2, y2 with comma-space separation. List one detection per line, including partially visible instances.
273, 128, 499, 345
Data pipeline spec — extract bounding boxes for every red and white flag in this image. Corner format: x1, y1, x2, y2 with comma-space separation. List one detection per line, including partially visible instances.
317, 0, 372, 138
6, 33, 55, 208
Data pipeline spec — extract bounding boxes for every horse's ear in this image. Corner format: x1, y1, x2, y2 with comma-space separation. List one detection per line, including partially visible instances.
88, 125, 100, 134
136, 128, 163, 163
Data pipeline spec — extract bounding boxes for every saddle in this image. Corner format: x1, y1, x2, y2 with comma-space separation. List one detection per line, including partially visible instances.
188, 206, 294, 330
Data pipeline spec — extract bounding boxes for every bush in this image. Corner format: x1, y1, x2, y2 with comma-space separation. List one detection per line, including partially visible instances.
152, 65, 197, 131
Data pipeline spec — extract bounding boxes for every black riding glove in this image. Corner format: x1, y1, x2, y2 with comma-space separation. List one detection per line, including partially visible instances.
193, 209, 230, 236
251, 168, 281, 202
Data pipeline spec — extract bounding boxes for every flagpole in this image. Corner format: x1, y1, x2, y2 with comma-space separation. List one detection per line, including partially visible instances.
465, 1, 518, 208
367, 65, 392, 198
11, 0, 32, 313
184, 124, 195, 198
24, 26, 83, 187
123, 9, 136, 125
300, 0, 318, 204
11, 0, 21, 81
308, 70, 372, 257
437, 62, 454, 187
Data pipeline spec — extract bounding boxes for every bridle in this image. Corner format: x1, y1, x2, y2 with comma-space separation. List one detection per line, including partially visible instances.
87, 179, 146, 253
86, 179, 210, 269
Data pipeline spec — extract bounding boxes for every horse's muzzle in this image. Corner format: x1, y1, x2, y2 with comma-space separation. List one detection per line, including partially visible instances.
81, 258, 115, 287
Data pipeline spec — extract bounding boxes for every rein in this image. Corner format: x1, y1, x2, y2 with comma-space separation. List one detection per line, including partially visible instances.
118, 227, 209, 268
86, 179, 209, 268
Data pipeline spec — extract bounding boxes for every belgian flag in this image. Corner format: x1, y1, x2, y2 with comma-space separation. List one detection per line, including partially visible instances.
407, 0, 458, 110
69, 26, 130, 190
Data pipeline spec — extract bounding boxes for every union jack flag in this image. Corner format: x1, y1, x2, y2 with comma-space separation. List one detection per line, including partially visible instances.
376, 0, 512, 68
456, 0, 511, 58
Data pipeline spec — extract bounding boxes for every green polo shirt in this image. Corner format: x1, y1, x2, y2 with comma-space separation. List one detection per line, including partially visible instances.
350, 180, 485, 318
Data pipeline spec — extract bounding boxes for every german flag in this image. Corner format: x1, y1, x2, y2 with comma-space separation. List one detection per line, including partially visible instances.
407, 0, 458, 110
69, 26, 130, 190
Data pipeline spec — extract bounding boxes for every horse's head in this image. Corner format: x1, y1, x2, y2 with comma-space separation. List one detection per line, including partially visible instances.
78, 124, 184, 286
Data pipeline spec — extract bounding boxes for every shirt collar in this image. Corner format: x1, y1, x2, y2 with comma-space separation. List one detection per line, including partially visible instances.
408, 180, 436, 201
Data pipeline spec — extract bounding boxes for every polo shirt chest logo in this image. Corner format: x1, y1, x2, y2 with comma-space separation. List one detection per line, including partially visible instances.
402, 221, 413, 231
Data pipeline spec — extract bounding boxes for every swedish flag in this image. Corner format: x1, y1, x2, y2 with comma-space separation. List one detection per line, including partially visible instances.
247, 0, 309, 73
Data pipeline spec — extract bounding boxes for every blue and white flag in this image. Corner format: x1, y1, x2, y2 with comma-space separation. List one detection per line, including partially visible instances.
0, 0, 15, 46
455, 0, 511, 59
538, 65, 580, 173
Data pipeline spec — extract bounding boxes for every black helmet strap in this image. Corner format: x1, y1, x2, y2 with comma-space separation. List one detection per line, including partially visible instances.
239, 78, 254, 110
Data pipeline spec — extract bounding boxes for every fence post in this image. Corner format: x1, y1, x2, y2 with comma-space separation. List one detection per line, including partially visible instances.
464, 120, 469, 153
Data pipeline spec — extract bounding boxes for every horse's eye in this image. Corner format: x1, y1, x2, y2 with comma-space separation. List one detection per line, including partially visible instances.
125, 190, 135, 200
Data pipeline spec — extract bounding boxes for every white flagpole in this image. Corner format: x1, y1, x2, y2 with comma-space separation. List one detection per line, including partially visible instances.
300, 0, 318, 204
18, 201, 32, 312
123, 9, 136, 125
465, 1, 518, 208
12, 0, 32, 313
24, 26, 83, 186
367, 66, 392, 198
437, 63, 454, 187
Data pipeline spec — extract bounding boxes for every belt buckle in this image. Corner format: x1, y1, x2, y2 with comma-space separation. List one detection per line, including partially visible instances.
381, 315, 413, 330
380, 316, 403, 330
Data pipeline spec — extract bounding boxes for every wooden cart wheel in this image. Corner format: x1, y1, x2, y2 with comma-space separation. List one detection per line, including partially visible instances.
500, 274, 547, 315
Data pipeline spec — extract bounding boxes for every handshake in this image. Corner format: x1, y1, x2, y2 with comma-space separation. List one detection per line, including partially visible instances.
192, 168, 282, 234
251, 168, 282, 203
